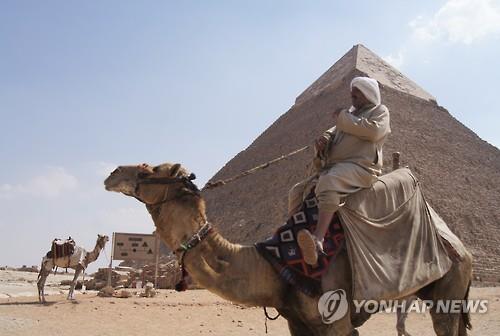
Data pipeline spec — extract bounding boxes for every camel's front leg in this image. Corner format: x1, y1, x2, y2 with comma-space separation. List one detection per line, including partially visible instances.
37, 269, 50, 303
67, 266, 82, 300
397, 296, 416, 336
288, 320, 357, 336
397, 310, 412, 336
280, 293, 355, 336
321, 313, 355, 336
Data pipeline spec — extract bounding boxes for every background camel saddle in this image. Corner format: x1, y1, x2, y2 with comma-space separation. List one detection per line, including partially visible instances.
47, 237, 75, 260
337, 168, 467, 301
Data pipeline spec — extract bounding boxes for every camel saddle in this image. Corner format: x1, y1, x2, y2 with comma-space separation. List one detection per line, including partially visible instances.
337, 168, 465, 300
256, 192, 345, 297
258, 168, 466, 300
47, 237, 75, 259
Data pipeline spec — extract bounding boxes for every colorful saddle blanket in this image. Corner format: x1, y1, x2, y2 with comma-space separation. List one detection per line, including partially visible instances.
255, 193, 345, 297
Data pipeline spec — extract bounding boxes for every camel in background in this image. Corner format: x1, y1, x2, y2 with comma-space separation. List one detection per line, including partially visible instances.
37, 234, 109, 303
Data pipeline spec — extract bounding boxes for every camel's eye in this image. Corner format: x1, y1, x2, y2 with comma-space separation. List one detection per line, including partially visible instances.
138, 172, 150, 178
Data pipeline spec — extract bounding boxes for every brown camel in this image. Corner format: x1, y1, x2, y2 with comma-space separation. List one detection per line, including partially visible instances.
104, 162, 473, 336
37, 234, 109, 303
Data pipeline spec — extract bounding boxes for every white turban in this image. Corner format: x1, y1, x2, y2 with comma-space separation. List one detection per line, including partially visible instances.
350, 77, 381, 106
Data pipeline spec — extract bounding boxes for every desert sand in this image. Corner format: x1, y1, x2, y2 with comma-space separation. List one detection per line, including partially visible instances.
1, 270, 499, 336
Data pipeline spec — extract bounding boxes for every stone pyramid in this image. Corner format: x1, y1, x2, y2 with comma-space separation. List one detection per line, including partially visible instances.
203, 44, 500, 283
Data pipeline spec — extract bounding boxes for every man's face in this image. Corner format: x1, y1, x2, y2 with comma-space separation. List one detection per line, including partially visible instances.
351, 87, 370, 109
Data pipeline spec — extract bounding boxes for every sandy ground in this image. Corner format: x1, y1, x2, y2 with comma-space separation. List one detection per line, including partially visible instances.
0, 270, 82, 299
1, 270, 499, 336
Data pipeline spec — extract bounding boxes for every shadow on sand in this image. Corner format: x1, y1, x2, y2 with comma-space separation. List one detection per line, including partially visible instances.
0, 301, 57, 306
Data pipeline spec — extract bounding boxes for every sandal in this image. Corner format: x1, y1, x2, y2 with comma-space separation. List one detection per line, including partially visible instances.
297, 229, 323, 265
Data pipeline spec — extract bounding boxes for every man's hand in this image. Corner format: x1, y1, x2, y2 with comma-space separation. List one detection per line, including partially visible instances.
315, 108, 345, 153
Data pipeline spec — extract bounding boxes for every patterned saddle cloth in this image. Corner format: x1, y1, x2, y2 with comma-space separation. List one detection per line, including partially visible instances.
255, 192, 345, 297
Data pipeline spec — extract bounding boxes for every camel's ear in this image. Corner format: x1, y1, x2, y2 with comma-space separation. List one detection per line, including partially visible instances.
170, 163, 182, 177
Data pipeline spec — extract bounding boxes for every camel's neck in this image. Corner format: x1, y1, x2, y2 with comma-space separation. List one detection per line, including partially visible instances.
151, 200, 285, 308
85, 243, 104, 266
183, 232, 284, 307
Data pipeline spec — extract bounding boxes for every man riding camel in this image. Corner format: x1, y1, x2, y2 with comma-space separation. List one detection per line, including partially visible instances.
290, 76, 391, 265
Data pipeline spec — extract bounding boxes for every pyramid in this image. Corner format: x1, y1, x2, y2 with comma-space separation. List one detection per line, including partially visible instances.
203, 44, 500, 283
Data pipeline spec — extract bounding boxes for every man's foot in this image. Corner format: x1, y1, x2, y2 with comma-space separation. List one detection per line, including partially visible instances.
297, 230, 323, 266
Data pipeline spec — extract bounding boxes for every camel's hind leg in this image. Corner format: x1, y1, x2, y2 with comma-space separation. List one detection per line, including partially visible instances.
37, 258, 52, 303
457, 281, 472, 336
418, 251, 473, 336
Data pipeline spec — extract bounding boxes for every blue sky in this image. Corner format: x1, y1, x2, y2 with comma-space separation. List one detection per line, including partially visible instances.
1, 0, 499, 272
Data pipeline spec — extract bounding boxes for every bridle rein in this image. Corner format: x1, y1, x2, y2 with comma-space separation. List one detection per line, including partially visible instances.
133, 171, 213, 291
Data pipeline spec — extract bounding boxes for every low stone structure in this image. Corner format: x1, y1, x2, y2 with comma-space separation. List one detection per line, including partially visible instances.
85, 259, 181, 290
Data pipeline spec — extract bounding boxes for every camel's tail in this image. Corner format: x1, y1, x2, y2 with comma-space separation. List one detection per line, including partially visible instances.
462, 280, 472, 330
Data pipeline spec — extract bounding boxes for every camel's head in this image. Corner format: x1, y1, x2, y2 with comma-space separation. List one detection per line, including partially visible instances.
105, 163, 204, 249
104, 162, 194, 205
97, 234, 109, 249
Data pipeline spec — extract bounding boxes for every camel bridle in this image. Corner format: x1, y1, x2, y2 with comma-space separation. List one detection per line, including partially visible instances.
134, 172, 200, 206
133, 172, 213, 292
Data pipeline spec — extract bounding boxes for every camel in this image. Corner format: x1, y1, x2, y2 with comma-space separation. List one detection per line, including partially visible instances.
37, 234, 109, 303
104, 162, 473, 336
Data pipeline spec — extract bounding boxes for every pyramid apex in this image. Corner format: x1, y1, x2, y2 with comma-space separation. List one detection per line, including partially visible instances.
295, 44, 358, 105
295, 44, 435, 105
355, 45, 435, 102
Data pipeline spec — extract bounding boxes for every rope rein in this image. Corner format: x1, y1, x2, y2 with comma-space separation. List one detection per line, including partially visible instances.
263, 307, 281, 334
203, 145, 310, 190
202, 147, 307, 329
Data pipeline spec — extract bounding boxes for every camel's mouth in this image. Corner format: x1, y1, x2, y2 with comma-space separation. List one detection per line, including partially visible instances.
104, 184, 124, 192
104, 166, 142, 197
106, 184, 135, 196
103, 177, 118, 192
104, 177, 137, 196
